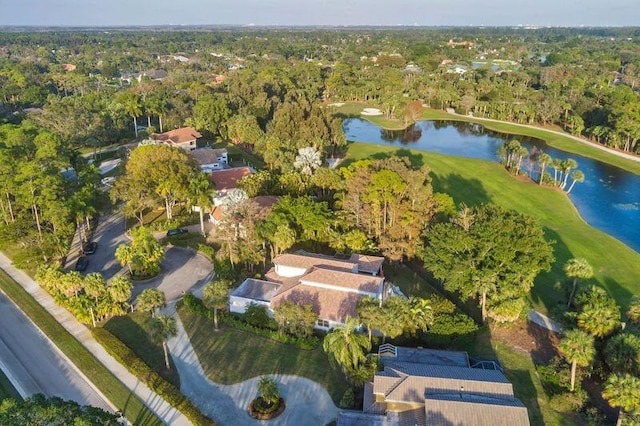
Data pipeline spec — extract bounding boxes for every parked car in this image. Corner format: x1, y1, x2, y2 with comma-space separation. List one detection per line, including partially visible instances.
75, 256, 89, 271
82, 241, 98, 255
166, 228, 188, 237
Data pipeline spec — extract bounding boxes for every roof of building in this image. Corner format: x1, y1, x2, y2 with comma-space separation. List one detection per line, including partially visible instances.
190, 148, 227, 166
273, 253, 356, 273
393, 347, 470, 368
153, 127, 202, 145
210, 206, 224, 222
424, 394, 529, 426
348, 253, 385, 274
300, 267, 383, 294
251, 195, 280, 209
272, 284, 365, 323
209, 167, 252, 191
232, 278, 281, 302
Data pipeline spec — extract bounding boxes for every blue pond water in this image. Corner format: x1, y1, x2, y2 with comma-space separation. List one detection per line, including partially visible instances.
343, 118, 640, 253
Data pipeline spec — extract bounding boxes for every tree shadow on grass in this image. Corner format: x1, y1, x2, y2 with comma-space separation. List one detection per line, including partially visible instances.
430, 172, 491, 206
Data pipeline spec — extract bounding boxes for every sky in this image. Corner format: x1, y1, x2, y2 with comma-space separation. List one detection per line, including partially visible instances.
0, 0, 638, 27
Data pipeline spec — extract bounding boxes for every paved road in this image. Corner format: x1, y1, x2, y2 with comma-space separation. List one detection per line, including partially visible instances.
0, 292, 112, 411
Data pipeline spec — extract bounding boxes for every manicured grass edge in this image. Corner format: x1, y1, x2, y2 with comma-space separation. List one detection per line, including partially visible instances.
92, 328, 215, 426
0, 368, 20, 402
0, 270, 161, 426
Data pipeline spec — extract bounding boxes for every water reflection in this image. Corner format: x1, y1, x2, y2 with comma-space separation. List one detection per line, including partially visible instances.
343, 118, 640, 252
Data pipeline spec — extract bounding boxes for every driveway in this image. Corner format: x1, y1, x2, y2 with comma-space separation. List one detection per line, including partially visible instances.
84, 212, 130, 280
131, 247, 213, 302
166, 308, 339, 425
0, 292, 112, 411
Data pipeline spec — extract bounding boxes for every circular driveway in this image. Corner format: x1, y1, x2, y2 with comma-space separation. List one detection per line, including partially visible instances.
130, 246, 213, 302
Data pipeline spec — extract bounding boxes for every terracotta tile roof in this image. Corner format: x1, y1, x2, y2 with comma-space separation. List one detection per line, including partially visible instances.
273, 254, 356, 274
232, 278, 281, 302
424, 394, 530, 426
153, 127, 202, 145
349, 253, 385, 274
209, 167, 252, 190
272, 284, 365, 323
300, 267, 383, 294
210, 206, 224, 221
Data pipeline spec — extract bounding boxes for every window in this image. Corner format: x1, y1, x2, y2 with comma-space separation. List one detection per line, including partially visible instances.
316, 319, 330, 328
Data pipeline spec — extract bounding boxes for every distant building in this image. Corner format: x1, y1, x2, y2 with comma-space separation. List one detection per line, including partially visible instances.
151, 127, 202, 151
338, 345, 530, 426
137, 69, 168, 82
208, 166, 252, 206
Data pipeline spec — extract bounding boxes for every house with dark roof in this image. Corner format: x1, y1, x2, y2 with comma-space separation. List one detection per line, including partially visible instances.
189, 148, 228, 172
230, 251, 387, 330
337, 345, 530, 426
152, 127, 202, 151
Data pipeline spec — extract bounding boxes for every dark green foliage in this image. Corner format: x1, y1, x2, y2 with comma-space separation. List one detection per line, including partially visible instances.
225, 313, 319, 350
423, 296, 479, 347
243, 303, 278, 330
92, 328, 215, 426
339, 388, 355, 409
183, 293, 211, 318
0, 394, 119, 425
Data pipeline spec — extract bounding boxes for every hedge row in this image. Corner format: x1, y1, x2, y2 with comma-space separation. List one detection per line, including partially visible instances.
92, 327, 215, 426
182, 293, 320, 350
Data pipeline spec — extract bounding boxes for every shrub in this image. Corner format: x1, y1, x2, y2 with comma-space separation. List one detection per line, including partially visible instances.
339, 388, 355, 408
92, 328, 214, 426
223, 313, 319, 350
549, 389, 588, 412
197, 244, 215, 261
425, 296, 479, 347
243, 303, 278, 330
183, 293, 211, 318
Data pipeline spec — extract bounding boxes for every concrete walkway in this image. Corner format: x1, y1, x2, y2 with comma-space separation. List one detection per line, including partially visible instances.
0, 252, 190, 426
165, 304, 339, 425
528, 309, 563, 334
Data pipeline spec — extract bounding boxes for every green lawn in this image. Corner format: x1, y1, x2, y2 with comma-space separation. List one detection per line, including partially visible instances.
0, 270, 161, 425
103, 313, 180, 388
346, 142, 640, 314
178, 305, 349, 404
0, 368, 20, 402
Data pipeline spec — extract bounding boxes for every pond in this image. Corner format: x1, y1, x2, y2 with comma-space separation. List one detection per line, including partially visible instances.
343, 118, 640, 253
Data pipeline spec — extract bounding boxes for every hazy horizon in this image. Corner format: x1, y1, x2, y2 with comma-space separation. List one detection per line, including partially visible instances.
0, 0, 638, 28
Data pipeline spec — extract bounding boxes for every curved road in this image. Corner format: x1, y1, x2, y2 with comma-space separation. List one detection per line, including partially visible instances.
0, 292, 112, 411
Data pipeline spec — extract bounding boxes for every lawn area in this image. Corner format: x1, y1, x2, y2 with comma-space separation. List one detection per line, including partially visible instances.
0, 270, 161, 425
384, 263, 441, 299
177, 305, 350, 404
210, 141, 265, 170
345, 142, 640, 314
465, 330, 575, 425
103, 312, 180, 388
0, 368, 19, 402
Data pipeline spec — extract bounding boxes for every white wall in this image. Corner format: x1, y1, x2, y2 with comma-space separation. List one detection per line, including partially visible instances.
229, 296, 270, 314
274, 264, 308, 278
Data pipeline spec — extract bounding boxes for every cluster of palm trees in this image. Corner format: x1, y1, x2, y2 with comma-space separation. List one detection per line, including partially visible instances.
498, 140, 584, 193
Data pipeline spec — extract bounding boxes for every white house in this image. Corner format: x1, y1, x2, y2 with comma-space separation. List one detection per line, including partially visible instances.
229, 251, 386, 330
189, 148, 228, 172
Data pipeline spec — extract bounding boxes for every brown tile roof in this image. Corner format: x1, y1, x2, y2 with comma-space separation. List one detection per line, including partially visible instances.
349, 253, 385, 274
271, 284, 365, 323
424, 394, 530, 426
153, 127, 202, 145
300, 268, 383, 294
210, 206, 224, 221
273, 254, 356, 274
209, 167, 252, 190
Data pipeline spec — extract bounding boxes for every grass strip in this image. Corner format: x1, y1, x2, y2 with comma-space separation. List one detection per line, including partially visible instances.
0, 270, 161, 426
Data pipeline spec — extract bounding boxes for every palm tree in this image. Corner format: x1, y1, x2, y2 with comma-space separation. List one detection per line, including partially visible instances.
560, 159, 578, 190
472, 272, 497, 323
566, 170, 584, 194
537, 152, 552, 185
135, 288, 166, 317
356, 297, 386, 343
150, 314, 177, 370
602, 374, 640, 426
120, 92, 142, 137
408, 297, 434, 333
294, 146, 322, 176
558, 329, 595, 392
108, 275, 133, 304
578, 302, 620, 338
564, 258, 593, 307
257, 376, 281, 407
628, 296, 640, 325
323, 317, 371, 373
187, 172, 213, 236
202, 279, 231, 330
551, 158, 563, 186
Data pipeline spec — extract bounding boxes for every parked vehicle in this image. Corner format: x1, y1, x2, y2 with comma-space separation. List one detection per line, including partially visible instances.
82, 241, 97, 255
75, 256, 89, 271
166, 228, 188, 237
